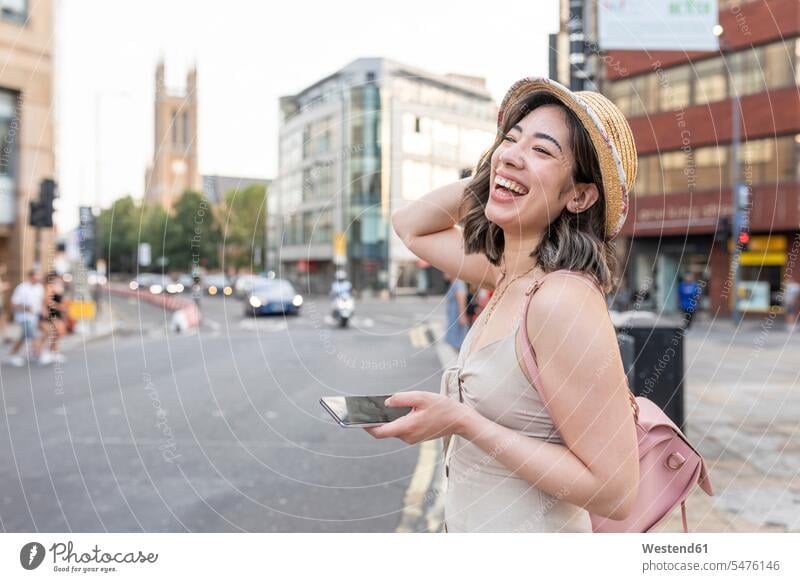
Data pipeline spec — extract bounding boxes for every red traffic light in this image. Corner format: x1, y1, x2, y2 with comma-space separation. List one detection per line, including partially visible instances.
738, 231, 750, 245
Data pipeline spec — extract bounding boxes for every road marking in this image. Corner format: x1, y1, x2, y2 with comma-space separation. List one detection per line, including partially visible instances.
426, 465, 447, 533
395, 438, 439, 533
408, 324, 432, 348
238, 319, 288, 332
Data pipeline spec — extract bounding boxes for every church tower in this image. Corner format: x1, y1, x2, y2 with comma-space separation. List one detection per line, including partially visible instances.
144, 61, 201, 207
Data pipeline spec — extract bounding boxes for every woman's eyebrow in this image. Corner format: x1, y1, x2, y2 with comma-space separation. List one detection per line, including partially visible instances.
533, 132, 563, 153
510, 125, 563, 154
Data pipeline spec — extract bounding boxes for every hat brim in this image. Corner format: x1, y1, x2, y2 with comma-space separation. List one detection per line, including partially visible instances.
497, 78, 631, 241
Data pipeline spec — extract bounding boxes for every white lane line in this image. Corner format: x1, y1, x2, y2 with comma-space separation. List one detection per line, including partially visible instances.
426, 463, 448, 533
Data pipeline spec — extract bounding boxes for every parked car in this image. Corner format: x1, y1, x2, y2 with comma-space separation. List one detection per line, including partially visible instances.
177, 274, 194, 292
244, 279, 303, 316
129, 273, 182, 294
129, 273, 159, 292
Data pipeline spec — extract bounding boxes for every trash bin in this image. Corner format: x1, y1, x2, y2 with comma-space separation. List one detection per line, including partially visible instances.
615, 314, 685, 430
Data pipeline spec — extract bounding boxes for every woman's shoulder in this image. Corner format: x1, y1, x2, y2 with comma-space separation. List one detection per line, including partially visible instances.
537, 268, 604, 296
525, 269, 609, 331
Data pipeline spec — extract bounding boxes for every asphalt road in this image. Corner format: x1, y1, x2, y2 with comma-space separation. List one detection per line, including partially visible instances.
0, 292, 445, 532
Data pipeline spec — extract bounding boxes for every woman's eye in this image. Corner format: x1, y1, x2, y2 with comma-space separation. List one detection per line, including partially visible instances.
502, 135, 515, 143
533, 146, 550, 156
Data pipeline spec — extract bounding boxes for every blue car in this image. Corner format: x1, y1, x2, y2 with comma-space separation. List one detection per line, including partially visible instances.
244, 279, 303, 316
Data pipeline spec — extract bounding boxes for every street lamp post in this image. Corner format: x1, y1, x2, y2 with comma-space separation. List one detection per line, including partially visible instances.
715, 26, 745, 324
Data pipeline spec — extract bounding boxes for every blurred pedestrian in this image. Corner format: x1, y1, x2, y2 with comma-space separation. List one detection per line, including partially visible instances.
465, 283, 479, 327
6, 269, 44, 367
0, 264, 9, 342
443, 272, 469, 350
783, 280, 800, 327
678, 272, 702, 329
38, 271, 68, 365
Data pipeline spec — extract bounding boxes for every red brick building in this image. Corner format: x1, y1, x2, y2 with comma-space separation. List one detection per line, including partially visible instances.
600, 0, 800, 317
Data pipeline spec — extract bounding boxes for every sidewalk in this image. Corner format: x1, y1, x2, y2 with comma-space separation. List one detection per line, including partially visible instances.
421, 311, 799, 533
2, 303, 119, 363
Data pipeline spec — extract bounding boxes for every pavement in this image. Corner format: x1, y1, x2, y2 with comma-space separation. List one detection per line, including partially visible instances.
1, 300, 119, 364
414, 309, 800, 533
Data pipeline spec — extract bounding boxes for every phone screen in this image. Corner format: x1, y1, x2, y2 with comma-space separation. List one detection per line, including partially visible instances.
319, 395, 412, 427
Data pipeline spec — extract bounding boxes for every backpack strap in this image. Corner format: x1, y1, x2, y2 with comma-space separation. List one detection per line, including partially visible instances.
681, 500, 689, 533
516, 270, 640, 421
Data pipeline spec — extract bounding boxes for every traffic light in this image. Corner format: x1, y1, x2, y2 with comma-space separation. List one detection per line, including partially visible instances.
714, 216, 731, 244
737, 229, 750, 251
28, 178, 57, 228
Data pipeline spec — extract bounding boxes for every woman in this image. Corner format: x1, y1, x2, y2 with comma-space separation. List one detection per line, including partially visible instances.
365, 78, 640, 532
38, 271, 68, 365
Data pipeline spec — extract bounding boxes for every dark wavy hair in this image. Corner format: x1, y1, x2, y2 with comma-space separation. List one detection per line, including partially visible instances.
459, 91, 618, 294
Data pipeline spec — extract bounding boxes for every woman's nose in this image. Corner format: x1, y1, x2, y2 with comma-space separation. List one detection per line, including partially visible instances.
499, 142, 524, 169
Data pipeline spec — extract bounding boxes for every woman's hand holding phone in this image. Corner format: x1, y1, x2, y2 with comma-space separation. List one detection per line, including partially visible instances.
364, 391, 473, 445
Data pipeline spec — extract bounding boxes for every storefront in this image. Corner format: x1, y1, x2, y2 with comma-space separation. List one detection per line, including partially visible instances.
627, 235, 714, 314
732, 234, 791, 314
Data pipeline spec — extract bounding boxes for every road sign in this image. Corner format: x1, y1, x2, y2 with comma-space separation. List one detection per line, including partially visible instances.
138, 243, 151, 267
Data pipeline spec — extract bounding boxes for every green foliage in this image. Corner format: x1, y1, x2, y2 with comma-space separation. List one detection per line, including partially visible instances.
95, 195, 142, 272
94, 190, 222, 273
218, 184, 268, 270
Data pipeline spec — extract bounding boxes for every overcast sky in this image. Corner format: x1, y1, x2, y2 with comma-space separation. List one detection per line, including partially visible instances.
55, 0, 559, 230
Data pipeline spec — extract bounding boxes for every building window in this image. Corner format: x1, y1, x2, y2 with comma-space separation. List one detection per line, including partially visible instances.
658, 65, 690, 111
0, 0, 27, 24
0, 90, 19, 224
693, 57, 727, 104
762, 42, 794, 89
171, 111, 178, 146
401, 159, 432, 201
729, 46, 764, 97
633, 136, 798, 197
402, 113, 431, 156
182, 111, 189, 146
608, 37, 800, 117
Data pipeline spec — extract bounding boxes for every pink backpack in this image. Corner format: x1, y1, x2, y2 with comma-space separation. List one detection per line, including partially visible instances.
515, 269, 714, 533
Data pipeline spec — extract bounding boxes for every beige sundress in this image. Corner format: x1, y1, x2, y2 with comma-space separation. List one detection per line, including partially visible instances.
440, 271, 597, 533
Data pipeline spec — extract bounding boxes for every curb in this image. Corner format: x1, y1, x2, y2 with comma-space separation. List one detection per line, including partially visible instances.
107, 285, 201, 333
421, 318, 458, 533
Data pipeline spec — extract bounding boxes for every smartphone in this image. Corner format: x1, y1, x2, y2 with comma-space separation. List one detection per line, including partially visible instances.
319, 395, 412, 428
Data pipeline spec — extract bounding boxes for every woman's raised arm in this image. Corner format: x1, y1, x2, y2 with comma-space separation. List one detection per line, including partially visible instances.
391, 178, 500, 291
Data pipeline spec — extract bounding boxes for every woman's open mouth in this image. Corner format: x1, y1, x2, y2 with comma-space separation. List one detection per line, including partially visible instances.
492, 174, 529, 202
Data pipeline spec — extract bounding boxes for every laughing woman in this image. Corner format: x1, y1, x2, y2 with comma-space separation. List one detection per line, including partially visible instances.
365, 78, 640, 533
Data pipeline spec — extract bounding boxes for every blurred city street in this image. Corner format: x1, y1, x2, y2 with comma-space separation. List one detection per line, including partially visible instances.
0, 0, 798, 545
0, 292, 444, 532
1, 291, 798, 532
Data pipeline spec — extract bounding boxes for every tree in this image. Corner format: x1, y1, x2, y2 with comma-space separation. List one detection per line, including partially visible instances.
164, 190, 220, 272
95, 196, 142, 272
219, 184, 268, 270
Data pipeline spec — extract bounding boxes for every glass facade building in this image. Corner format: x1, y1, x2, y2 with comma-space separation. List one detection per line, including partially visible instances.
272, 58, 496, 295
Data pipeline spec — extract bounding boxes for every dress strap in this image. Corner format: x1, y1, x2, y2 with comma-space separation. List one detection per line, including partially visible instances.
517, 270, 603, 394
516, 269, 639, 421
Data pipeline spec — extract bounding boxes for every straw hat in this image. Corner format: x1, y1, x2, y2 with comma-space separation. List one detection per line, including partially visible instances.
497, 77, 637, 241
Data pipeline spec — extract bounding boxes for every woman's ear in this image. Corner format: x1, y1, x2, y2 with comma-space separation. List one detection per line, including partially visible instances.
566, 182, 600, 214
